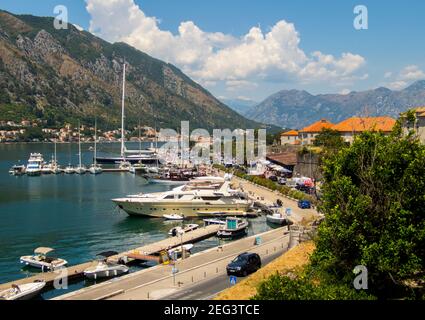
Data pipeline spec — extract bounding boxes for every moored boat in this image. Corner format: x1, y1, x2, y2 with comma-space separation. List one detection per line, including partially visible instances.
217, 217, 249, 239
26, 153, 43, 176
20, 247, 68, 271
266, 208, 288, 225
168, 224, 199, 236
163, 214, 184, 221
0, 281, 46, 300
83, 251, 129, 280
9, 164, 26, 176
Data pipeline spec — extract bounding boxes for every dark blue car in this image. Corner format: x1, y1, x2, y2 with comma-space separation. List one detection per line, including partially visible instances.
298, 200, 312, 209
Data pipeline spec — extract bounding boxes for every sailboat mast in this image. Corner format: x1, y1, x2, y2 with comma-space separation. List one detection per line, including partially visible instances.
94, 119, 97, 165
54, 138, 57, 163
121, 63, 126, 159
78, 121, 82, 167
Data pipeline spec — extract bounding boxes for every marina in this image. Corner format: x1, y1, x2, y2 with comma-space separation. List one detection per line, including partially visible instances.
0, 143, 284, 299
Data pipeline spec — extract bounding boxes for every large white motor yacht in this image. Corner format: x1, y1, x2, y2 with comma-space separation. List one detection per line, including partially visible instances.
25, 153, 44, 176
112, 176, 252, 218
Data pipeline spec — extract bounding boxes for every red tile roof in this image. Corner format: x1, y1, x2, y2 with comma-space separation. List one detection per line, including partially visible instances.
281, 130, 299, 136
332, 117, 396, 133
299, 119, 334, 133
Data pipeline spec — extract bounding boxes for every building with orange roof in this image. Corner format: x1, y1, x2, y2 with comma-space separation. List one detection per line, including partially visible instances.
299, 119, 334, 145
280, 130, 300, 145
332, 116, 396, 144
401, 107, 425, 144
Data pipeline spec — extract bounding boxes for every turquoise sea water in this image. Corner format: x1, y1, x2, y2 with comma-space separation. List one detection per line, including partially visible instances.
0, 142, 271, 299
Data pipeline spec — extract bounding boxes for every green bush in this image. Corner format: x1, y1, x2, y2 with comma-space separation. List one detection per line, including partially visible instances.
253, 272, 375, 300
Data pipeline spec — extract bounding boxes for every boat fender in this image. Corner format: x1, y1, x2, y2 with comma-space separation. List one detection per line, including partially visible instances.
114, 270, 117, 276
94, 273, 97, 280
106, 270, 109, 277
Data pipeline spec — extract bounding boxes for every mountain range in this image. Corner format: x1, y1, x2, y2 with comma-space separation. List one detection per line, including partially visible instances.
0, 10, 261, 131
244, 82, 425, 129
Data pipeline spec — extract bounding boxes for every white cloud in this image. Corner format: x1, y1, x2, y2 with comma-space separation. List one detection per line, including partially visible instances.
399, 65, 425, 81
383, 65, 425, 90
85, 0, 366, 92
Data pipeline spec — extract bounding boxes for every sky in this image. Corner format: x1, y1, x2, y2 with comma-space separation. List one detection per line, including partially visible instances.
1, 0, 425, 102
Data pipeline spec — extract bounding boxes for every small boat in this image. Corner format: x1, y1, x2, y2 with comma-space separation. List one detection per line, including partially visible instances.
203, 218, 226, 226
168, 244, 194, 259
20, 247, 68, 271
0, 281, 46, 300
64, 165, 75, 174
266, 208, 288, 225
84, 251, 129, 280
41, 164, 53, 174
9, 164, 26, 176
163, 214, 184, 221
88, 164, 103, 175
119, 161, 132, 171
217, 217, 249, 239
75, 166, 87, 174
168, 224, 199, 236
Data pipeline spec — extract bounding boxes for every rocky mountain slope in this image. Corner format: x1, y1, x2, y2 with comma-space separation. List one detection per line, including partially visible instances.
0, 10, 261, 130
245, 82, 425, 128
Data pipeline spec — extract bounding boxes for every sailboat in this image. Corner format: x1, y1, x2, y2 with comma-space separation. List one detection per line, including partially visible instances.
89, 120, 103, 175
75, 122, 86, 175
95, 63, 159, 165
51, 139, 61, 174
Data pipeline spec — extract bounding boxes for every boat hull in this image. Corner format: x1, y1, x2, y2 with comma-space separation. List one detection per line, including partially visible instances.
84, 266, 129, 280
96, 156, 158, 165
266, 215, 288, 225
114, 200, 251, 218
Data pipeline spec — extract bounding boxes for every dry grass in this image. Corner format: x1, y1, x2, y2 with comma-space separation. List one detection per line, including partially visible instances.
214, 241, 316, 300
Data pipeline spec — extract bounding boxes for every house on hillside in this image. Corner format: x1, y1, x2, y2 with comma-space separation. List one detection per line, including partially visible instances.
332, 117, 396, 144
280, 130, 300, 145
299, 119, 334, 145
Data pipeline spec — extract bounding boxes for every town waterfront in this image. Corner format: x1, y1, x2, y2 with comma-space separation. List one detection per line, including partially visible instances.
0, 142, 271, 298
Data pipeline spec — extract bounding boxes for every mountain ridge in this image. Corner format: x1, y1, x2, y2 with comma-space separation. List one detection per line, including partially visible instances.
245, 81, 425, 129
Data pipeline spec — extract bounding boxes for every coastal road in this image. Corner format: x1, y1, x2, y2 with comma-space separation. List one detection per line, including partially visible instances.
158, 251, 283, 300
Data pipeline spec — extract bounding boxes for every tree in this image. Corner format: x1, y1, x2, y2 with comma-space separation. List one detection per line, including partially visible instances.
313, 128, 345, 151
312, 123, 425, 298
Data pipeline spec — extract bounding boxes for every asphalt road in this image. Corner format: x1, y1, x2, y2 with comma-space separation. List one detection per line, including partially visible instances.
159, 251, 283, 300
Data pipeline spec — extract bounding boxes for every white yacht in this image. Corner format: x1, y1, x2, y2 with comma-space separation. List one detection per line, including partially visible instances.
112, 176, 252, 218
0, 281, 46, 300
26, 153, 43, 176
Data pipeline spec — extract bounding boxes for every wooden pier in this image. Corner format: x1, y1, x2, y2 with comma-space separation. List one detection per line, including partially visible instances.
0, 224, 220, 291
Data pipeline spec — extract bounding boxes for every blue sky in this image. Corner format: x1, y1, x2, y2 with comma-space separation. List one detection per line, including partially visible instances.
1, 0, 425, 101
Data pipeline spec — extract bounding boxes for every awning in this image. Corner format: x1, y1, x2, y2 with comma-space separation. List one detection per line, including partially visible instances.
34, 247, 54, 255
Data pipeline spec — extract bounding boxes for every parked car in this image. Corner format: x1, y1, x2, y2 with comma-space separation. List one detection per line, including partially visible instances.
298, 200, 312, 209
278, 177, 287, 185
226, 252, 262, 277
269, 175, 278, 182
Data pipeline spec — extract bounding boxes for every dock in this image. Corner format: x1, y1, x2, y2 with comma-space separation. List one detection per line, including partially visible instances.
0, 224, 221, 291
